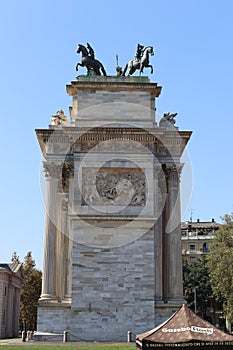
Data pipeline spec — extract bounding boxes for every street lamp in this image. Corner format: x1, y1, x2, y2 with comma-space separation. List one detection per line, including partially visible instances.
194, 286, 198, 313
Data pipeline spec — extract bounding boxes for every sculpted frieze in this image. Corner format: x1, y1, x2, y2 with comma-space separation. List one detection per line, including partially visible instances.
82, 168, 145, 206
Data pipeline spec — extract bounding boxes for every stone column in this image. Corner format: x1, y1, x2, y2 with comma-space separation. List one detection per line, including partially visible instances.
13, 287, 20, 337
40, 162, 63, 300
6, 284, 13, 337
163, 163, 184, 303
57, 162, 74, 300
62, 196, 72, 299
56, 189, 63, 300
154, 164, 165, 303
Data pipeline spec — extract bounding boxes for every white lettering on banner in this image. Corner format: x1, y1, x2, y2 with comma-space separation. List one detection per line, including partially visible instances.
162, 326, 213, 335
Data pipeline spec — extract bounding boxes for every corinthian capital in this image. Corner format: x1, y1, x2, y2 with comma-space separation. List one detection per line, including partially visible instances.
162, 163, 184, 181
63, 161, 74, 179
54, 162, 74, 193
43, 162, 63, 179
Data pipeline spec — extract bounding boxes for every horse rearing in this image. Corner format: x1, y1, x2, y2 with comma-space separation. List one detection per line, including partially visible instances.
76, 44, 107, 76
122, 46, 154, 76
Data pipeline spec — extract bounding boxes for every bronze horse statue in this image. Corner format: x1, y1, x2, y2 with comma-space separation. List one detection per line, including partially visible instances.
76, 44, 107, 76
122, 46, 154, 76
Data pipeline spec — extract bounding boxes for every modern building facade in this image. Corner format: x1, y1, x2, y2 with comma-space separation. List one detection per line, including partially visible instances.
181, 219, 225, 329
181, 219, 220, 262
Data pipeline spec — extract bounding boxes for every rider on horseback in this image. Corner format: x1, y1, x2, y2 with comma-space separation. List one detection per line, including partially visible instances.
121, 44, 154, 76
76, 43, 107, 76
135, 44, 144, 62
87, 42, 95, 59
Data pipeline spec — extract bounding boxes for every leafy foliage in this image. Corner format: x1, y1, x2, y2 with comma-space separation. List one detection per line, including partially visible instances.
207, 213, 233, 322
19, 251, 42, 331
183, 258, 213, 317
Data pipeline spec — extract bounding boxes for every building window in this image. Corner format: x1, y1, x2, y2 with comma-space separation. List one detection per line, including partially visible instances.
190, 244, 196, 252
203, 242, 209, 253
4, 286, 7, 296
190, 257, 196, 262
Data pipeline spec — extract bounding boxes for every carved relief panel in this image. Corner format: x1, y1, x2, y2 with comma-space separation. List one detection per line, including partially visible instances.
82, 167, 146, 207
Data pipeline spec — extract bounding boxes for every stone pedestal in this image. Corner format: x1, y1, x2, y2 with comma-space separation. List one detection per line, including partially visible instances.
35, 76, 191, 341
67, 75, 161, 128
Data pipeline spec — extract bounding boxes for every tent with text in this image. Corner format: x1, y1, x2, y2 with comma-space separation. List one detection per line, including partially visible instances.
136, 304, 233, 350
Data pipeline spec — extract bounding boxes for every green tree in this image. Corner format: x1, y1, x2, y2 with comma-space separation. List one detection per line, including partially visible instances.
20, 251, 42, 331
183, 258, 213, 318
207, 213, 233, 323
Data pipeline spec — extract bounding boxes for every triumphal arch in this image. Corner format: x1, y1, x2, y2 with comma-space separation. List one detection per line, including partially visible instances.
35, 43, 192, 341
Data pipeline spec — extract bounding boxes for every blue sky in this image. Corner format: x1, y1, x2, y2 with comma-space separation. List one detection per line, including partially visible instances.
1, 0, 233, 269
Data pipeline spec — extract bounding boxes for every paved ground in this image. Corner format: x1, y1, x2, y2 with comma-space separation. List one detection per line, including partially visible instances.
0, 338, 134, 347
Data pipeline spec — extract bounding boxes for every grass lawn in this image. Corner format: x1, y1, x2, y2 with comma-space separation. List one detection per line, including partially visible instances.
0, 344, 135, 350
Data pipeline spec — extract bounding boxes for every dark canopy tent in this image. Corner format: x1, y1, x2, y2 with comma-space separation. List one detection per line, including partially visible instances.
136, 304, 233, 350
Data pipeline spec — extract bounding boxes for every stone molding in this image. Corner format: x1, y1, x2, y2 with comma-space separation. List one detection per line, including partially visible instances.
66, 79, 162, 97
36, 128, 191, 159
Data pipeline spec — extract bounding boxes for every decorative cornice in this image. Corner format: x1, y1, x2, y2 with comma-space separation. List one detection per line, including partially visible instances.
66, 78, 162, 97
36, 128, 192, 160
69, 214, 157, 221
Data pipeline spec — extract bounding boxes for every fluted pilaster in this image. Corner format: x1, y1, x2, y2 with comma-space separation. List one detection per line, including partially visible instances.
40, 162, 63, 300
57, 162, 74, 300
163, 163, 184, 303
154, 164, 165, 302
